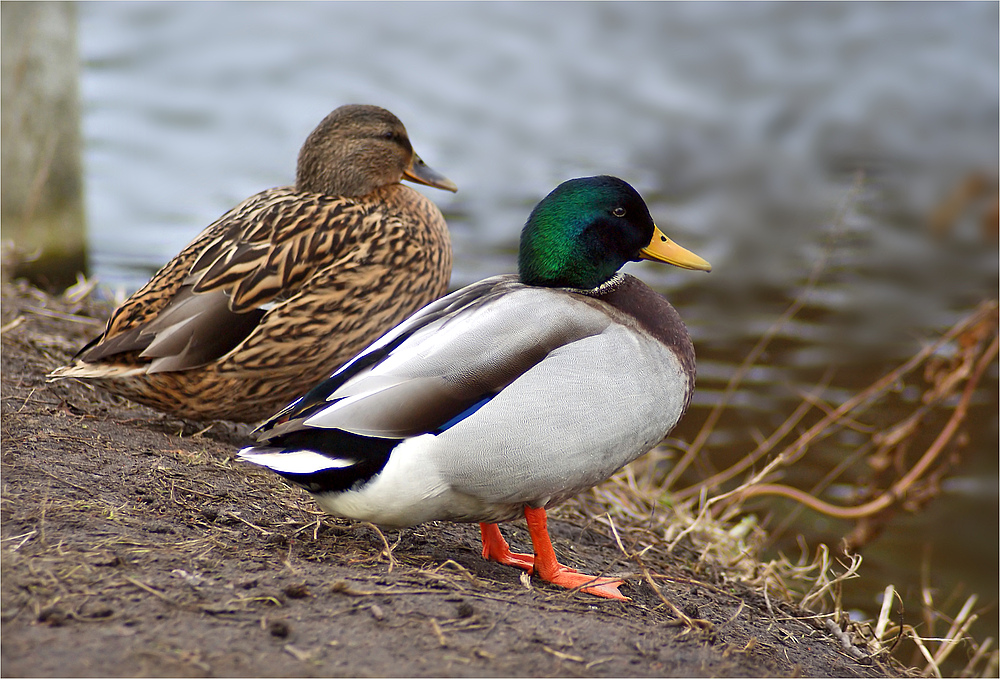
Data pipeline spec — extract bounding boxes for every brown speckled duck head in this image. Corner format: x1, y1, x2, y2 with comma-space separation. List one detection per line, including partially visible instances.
296, 104, 458, 198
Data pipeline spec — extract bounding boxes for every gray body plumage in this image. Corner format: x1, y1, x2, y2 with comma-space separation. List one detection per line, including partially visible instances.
240, 273, 695, 528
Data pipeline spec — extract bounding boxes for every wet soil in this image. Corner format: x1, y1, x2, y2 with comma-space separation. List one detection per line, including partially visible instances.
1, 279, 908, 677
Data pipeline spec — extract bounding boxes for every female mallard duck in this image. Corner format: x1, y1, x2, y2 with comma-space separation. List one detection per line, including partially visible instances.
238, 176, 710, 599
50, 104, 456, 422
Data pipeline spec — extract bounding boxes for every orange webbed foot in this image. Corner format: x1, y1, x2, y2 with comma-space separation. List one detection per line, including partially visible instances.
479, 512, 628, 600
523, 506, 629, 601
536, 564, 628, 600
479, 522, 534, 571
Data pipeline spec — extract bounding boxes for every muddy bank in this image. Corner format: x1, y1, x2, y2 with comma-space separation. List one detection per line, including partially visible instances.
0, 279, 906, 677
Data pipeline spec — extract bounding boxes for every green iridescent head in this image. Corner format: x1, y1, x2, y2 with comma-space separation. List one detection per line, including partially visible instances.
517, 176, 710, 290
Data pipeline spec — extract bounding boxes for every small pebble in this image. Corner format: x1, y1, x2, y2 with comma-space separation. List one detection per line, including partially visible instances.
38, 606, 66, 627
81, 602, 114, 619
283, 583, 310, 599
456, 601, 474, 619
370, 604, 385, 621
268, 619, 291, 638
95, 554, 123, 568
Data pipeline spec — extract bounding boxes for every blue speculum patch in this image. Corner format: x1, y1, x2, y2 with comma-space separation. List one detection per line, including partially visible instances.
435, 395, 495, 433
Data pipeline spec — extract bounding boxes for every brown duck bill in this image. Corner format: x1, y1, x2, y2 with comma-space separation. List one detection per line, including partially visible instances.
404, 152, 458, 192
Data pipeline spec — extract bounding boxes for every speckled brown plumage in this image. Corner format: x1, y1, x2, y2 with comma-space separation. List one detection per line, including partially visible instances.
50, 105, 455, 422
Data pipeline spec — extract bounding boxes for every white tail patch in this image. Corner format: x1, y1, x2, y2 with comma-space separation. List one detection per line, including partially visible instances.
237, 447, 355, 475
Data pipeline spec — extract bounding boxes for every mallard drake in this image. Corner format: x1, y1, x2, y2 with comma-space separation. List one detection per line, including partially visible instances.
238, 176, 711, 597
49, 104, 456, 422
238, 176, 710, 599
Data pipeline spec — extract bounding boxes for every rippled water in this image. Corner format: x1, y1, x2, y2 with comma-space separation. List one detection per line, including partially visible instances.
78, 1, 997, 655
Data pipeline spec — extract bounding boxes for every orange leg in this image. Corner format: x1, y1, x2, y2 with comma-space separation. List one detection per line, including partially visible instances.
479, 511, 627, 600
479, 523, 534, 571
523, 506, 627, 600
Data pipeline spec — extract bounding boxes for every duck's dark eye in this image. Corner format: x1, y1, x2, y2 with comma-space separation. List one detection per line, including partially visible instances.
612, 207, 626, 218
382, 131, 396, 141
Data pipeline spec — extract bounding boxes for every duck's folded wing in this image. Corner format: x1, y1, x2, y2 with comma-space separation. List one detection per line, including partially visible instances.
76, 286, 266, 373
186, 191, 357, 312
255, 276, 617, 441
74, 190, 354, 372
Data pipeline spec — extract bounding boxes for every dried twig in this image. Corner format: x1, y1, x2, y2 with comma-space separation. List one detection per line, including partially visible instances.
363, 522, 397, 572
729, 329, 997, 520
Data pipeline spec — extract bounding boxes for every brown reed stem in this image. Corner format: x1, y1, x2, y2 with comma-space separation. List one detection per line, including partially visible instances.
729, 332, 998, 520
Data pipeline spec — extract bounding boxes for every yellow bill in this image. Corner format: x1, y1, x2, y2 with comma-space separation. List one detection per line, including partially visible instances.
640, 225, 711, 272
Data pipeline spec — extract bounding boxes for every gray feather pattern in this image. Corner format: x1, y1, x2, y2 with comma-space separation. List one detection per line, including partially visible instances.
248, 273, 695, 526
302, 278, 617, 437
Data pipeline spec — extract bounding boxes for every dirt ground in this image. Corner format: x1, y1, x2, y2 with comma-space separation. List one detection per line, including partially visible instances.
1, 278, 908, 678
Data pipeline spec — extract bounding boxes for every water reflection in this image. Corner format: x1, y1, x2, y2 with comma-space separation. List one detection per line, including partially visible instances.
78, 1, 998, 659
